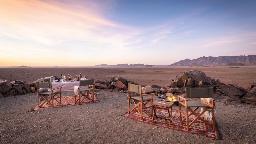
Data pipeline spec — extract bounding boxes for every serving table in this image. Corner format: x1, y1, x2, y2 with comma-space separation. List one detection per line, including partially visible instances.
152, 99, 179, 123
52, 81, 79, 92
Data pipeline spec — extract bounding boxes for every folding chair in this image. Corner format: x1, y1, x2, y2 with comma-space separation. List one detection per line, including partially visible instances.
74, 79, 96, 104
128, 83, 154, 119
178, 87, 216, 132
37, 82, 62, 107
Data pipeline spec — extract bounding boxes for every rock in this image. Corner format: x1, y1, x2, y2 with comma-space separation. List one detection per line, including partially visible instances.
171, 70, 215, 88
94, 80, 109, 89
0, 79, 7, 83
118, 77, 129, 87
217, 84, 247, 99
241, 86, 256, 104
115, 80, 127, 90
95, 80, 108, 85
95, 83, 108, 89
0, 80, 11, 96
0, 92, 3, 98
151, 85, 161, 94
160, 87, 167, 94
23, 84, 31, 93
169, 80, 177, 87
10, 80, 25, 85
8, 88, 18, 96
167, 87, 185, 95
10, 80, 31, 95
109, 76, 131, 90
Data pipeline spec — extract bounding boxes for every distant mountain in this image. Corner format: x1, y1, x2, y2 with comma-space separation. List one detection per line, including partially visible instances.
17, 66, 31, 68
171, 55, 256, 66
95, 64, 153, 68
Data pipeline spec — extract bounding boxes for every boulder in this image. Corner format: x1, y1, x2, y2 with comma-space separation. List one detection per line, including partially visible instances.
171, 70, 215, 88
109, 76, 133, 91
241, 85, 256, 104
94, 80, 109, 89
95, 83, 108, 89
115, 80, 127, 90
216, 83, 247, 99
118, 77, 129, 87
0, 80, 11, 96
111, 76, 129, 87
169, 80, 177, 88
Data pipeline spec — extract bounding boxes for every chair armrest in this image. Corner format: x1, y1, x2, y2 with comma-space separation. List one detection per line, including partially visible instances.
142, 93, 154, 97
201, 98, 215, 108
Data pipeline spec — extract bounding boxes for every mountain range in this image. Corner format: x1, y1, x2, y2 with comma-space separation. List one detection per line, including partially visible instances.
171, 55, 256, 66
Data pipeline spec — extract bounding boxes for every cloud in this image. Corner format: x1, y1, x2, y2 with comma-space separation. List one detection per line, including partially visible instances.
202, 32, 256, 48
0, 0, 255, 66
0, 0, 129, 46
0, 0, 138, 66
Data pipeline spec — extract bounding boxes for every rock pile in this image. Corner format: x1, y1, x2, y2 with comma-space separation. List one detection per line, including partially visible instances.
167, 70, 217, 95
93, 71, 255, 105
1, 71, 255, 105
0, 80, 32, 97
167, 70, 256, 104
169, 70, 218, 88
106, 76, 130, 91
93, 77, 130, 91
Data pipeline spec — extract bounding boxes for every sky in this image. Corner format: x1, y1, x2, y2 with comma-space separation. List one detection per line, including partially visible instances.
0, 0, 256, 66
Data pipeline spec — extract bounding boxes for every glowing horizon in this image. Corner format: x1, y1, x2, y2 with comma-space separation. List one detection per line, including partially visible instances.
0, 0, 256, 66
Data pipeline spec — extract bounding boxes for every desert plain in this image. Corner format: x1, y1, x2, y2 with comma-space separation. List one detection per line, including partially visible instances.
0, 66, 256, 144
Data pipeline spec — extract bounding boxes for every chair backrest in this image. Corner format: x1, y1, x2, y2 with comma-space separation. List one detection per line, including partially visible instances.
38, 82, 52, 89
79, 79, 94, 86
128, 83, 141, 95
44, 77, 53, 83
185, 87, 213, 98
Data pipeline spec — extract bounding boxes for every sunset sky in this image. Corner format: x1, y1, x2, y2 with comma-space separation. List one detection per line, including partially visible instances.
0, 0, 256, 66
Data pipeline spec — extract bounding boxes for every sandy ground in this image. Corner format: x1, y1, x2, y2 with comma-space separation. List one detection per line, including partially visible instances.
0, 91, 256, 144
0, 66, 256, 88
1, 67, 256, 143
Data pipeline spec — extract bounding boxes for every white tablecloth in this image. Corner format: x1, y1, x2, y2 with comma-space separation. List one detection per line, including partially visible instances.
52, 81, 79, 91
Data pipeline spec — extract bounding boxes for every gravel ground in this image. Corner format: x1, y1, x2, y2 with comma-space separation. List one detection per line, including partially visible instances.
1, 90, 256, 144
